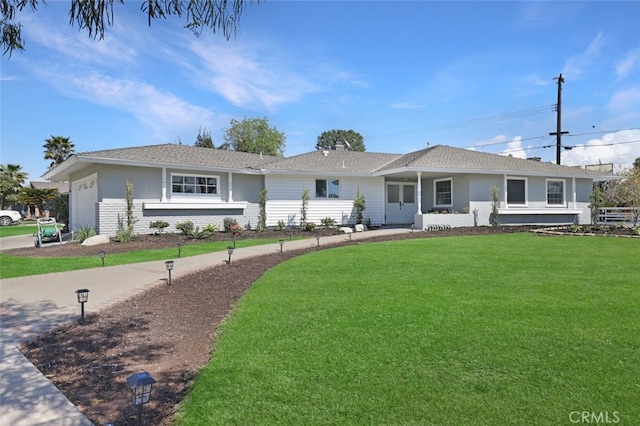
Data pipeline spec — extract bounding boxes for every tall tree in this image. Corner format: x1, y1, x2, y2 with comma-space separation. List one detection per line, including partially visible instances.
194, 127, 214, 148
223, 117, 286, 157
2, 0, 258, 56
315, 129, 366, 152
0, 163, 28, 209
43, 135, 75, 169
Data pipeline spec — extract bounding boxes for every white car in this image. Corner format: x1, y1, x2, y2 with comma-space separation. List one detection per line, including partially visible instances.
0, 210, 23, 226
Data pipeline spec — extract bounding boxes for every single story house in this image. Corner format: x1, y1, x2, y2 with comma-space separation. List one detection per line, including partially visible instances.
42, 143, 615, 236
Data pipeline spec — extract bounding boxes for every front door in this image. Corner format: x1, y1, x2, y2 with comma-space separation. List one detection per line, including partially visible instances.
386, 183, 416, 224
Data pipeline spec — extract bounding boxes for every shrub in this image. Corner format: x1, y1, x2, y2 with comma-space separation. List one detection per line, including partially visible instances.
489, 186, 500, 227
115, 225, 133, 242
277, 220, 286, 231
149, 220, 170, 234
176, 221, 194, 236
300, 188, 310, 227
302, 221, 316, 232
187, 226, 211, 240
320, 217, 336, 228
204, 223, 218, 233
353, 188, 365, 224
73, 225, 95, 243
223, 217, 238, 233
230, 223, 244, 235
257, 188, 268, 232
364, 217, 372, 229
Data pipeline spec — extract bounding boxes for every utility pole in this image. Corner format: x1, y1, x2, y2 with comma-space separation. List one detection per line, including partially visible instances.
549, 73, 569, 165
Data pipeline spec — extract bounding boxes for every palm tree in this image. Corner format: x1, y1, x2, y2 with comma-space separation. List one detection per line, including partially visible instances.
0, 163, 28, 209
18, 187, 60, 218
43, 136, 75, 169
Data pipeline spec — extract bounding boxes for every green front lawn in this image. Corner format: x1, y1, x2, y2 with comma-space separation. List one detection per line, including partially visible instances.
0, 223, 41, 238
177, 233, 640, 425
0, 238, 289, 279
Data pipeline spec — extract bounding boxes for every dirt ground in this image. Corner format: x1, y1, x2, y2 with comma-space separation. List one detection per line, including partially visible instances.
13, 225, 629, 425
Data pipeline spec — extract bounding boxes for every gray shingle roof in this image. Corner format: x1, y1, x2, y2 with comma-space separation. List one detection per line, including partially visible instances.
376, 145, 612, 177
77, 143, 281, 170
47, 143, 613, 181
261, 149, 400, 174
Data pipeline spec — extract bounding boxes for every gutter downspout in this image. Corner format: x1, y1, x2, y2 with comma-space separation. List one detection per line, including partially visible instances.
228, 172, 234, 202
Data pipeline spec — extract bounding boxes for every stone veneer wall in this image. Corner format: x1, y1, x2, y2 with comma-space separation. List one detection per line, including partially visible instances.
96, 202, 261, 236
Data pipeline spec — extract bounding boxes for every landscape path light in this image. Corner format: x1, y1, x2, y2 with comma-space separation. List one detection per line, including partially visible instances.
315, 234, 320, 247
231, 234, 237, 248
127, 371, 156, 426
227, 246, 234, 264
165, 260, 174, 286
99, 250, 106, 267
177, 242, 183, 258
75, 288, 89, 324
348, 233, 352, 242
279, 239, 284, 252
411, 224, 415, 233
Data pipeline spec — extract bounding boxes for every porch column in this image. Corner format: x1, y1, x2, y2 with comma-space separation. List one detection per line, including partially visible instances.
503, 175, 507, 208
228, 172, 234, 202
161, 167, 167, 201
416, 171, 422, 214
572, 177, 576, 208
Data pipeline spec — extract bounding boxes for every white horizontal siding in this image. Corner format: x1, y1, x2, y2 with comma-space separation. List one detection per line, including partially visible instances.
265, 175, 385, 226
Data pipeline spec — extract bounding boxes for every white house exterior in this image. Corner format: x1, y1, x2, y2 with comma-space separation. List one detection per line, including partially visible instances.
42, 143, 615, 236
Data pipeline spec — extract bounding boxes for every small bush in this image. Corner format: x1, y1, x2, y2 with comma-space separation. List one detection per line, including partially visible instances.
115, 226, 134, 243
176, 221, 194, 236
230, 223, 244, 235
364, 217, 372, 229
302, 221, 316, 232
149, 220, 170, 234
187, 226, 211, 240
204, 223, 218, 233
320, 217, 336, 228
73, 225, 95, 243
277, 220, 286, 231
223, 217, 238, 233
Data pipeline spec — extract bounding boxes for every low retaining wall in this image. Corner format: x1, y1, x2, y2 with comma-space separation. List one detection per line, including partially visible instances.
414, 213, 475, 230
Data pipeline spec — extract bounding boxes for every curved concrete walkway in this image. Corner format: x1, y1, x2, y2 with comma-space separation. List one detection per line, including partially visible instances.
0, 228, 409, 425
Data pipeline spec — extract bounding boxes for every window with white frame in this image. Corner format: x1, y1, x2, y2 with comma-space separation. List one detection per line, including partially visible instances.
506, 177, 527, 205
171, 174, 219, 196
434, 178, 452, 206
316, 179, 340, 198
546, 179, 565, 206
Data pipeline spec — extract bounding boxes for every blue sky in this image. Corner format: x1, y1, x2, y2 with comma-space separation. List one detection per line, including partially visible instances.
1, 1, 639, 182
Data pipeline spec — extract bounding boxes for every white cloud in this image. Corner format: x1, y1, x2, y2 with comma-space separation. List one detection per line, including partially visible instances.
562, 32, 606, 79
562, 129, 640, 169
184, 39, 320, 112
20, 11, 138, 67
608, 87, 640, 112
499, 136, 527, 159
41, 69, 214, 141
616, 48, 640, 79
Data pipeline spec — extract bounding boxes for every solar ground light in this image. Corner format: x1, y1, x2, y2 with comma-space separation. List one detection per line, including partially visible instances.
165, 260, 174, 285
177, 242, 183, 258
315, 234, 320, 247
127, 371, 156, 426
75, 288, 89, 324
227, 246, 234, 264
279, 239, 284, 252
99, 250, 106, 267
